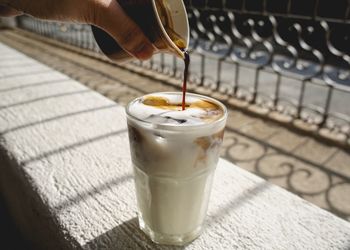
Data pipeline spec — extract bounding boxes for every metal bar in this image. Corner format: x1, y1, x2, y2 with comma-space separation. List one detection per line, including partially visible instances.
287, 0, 292, 15
172, 55, 177, 77
233, 63, 240, 95
297, 80, 307, 119
149, 56, 154, 71
160, 53, 165, 73
250, 67, 260, 104
273, 73, 281, 109
346, 0, 350, 20
320, 85, 334, 127
314, 0, 320, 19
200, 54, 205, 86
216, 59, 223, 91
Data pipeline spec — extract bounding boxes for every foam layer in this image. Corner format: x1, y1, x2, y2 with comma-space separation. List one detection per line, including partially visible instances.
127, 93, 224, 126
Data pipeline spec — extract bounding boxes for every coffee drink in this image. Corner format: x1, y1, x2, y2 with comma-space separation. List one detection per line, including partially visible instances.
126, 92, 227, 245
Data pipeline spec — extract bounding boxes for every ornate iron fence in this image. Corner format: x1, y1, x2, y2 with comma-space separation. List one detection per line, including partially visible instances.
16, 0, 350, 145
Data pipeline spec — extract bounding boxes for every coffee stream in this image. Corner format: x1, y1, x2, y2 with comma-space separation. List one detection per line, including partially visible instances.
182, 51, 190, 111
153, 4, 190, 111
168, 28, 190, 111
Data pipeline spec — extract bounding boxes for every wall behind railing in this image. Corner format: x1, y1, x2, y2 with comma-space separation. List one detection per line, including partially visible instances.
11, 0, 350, 146
0, 17, 17, 28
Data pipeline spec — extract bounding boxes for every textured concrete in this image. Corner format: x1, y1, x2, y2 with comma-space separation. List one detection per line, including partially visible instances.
1, 42, 350, 250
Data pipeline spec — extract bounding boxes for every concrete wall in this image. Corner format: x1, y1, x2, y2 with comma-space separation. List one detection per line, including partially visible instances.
0, 17, 17, 28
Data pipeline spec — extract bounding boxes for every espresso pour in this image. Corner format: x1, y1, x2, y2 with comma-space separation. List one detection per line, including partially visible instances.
91, 0, 190, 110
182, 51, 190, 110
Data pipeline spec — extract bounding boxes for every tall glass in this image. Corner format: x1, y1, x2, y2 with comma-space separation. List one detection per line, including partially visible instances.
126, 92, 227, 245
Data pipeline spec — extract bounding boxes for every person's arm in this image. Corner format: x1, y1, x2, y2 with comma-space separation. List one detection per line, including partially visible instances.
0, 0, 154, 60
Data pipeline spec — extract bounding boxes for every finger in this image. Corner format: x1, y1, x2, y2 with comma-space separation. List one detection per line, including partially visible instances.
0, 5, 23, 17
92, 0, 155, 60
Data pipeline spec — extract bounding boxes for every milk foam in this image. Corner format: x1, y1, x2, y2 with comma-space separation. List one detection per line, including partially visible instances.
127, 93, 224, 126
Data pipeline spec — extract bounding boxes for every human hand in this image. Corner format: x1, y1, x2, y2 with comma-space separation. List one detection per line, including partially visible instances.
0, 0, 155, 60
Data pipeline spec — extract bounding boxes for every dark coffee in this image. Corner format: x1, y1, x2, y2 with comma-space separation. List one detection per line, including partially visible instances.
182, 51, 190, 111
168, 31, 190, 111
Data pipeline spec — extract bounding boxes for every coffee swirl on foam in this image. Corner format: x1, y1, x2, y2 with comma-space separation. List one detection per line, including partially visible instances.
128, 93, 224, 126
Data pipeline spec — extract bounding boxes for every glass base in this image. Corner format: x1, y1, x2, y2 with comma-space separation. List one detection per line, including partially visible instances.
138, 216, 202, 246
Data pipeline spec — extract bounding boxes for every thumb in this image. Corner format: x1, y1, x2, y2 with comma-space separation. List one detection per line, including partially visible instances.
92, 0, 155, 60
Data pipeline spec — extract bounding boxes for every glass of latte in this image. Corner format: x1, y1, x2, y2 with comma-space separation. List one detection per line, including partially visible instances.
126, 92, 227, 245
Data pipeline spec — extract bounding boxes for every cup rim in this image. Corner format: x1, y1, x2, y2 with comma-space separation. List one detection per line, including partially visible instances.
151, 0, 190, 58
125, 92, 228, 131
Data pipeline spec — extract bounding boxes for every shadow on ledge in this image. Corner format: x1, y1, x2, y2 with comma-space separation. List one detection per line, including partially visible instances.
84, 217, 186, 250
0, 194, 33, 250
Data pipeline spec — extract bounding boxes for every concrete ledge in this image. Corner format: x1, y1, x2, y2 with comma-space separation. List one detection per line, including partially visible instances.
0, 17, 17, 29
1, 43, 350, 249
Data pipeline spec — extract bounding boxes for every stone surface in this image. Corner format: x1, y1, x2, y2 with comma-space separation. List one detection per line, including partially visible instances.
326, 150, 350, 179
1, 42, 350, 250
293, 138, 338, 164
225, 110, 257, 130
237, 119, 281, 141
267, 127, 307, 151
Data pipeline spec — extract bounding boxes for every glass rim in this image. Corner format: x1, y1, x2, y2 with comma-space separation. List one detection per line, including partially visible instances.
125, 92, 228, 131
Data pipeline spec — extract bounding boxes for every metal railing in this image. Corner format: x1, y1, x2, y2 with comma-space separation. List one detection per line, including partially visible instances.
15, 0, 350, 145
